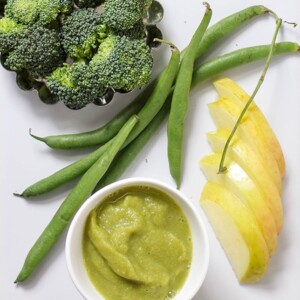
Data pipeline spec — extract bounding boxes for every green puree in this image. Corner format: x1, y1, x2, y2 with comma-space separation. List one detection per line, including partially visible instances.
82, 186, 193, 300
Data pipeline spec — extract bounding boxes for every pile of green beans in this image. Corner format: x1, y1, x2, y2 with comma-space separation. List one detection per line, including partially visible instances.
15, 4, 299, 283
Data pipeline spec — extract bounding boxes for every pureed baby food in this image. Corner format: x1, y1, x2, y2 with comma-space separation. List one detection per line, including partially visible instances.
82, 185, 193, 300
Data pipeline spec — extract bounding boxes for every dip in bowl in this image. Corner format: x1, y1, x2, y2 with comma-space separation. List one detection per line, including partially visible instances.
66, 177, 209, 300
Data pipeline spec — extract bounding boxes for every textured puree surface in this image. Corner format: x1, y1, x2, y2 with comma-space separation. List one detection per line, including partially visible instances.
82, 186, 192, 300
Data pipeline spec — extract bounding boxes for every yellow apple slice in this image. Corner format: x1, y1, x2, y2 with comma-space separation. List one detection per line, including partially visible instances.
206, 129, 283, 232
200, 153, 278, 256
213, 78, 285, 178
208, 97, 282, 193
200, 181, 269, 283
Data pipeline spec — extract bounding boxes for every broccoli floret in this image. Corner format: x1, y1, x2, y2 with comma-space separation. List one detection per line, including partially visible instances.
61, 8, 106, 59
101, 0, 153, 31
46, 61, 107, 109
113, 19, 146, 40
4, 0, 72, 25
4, 26, 64, 77
90, 34, 153, 92
74, 0, 104, 8
0, 16, 26, 52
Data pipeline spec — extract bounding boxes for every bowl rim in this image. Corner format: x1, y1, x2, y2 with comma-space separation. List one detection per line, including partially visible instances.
65, 177, 210, 300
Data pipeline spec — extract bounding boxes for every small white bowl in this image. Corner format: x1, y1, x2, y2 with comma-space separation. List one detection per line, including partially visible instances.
65, 177, 209, 300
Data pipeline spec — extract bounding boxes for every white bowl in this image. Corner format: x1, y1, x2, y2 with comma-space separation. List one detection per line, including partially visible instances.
65, 177, 209, 300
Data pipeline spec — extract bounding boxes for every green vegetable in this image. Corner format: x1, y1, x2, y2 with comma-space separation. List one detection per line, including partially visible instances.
0, 16, 26, 53
89, 34, 153, 92
30, 5, 268, 149
20, 42, 299, 198
4, 0, 72, 25
15, 114, 139, 283
0, 0, 158, 109
167, 3, 212, 188
21, 41, 180, 197
101, 0, 152, 31
46, 61, 106, 110
60, 8, 106, 60
93, 96, 171, 192
3, 25, 64, 77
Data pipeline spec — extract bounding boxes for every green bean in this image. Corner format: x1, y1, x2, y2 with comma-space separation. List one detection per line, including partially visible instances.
20, 42, 180, 198
15, 115, 139, 283
168, 3, 212, 188
93, 98, 171, 192
31, 5, 268, 150
191, 42, 299, 88
94, 41, 299, 193
16, 140, 113, 197
19, 42, 299, 198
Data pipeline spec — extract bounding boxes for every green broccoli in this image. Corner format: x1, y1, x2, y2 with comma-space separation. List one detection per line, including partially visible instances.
113, 19, 146, 40
46, 61, 107, 109
61, 8, 106, 59
90, 34, 153, 92
4, 0, 72, 25
101, 0, 153, 31
74, 0, 103, 8
0, 16, 26, 53
4, 26, 64, 77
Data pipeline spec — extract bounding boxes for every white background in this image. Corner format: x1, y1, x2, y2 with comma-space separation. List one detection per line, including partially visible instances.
1, 0, 300, 299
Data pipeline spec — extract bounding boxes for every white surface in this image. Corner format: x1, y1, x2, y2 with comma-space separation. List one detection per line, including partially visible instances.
65, 178, 209, 300
1, 0, 300, 299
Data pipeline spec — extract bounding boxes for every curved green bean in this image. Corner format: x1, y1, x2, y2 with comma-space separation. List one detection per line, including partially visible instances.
20, 42, 180, 198
168, 3, 212, 188
94, 41, 299, 193
31, 5, 268, 150
15, 115, 139, 283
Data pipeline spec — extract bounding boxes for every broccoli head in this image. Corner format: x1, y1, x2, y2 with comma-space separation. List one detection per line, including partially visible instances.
101, 0, 153, 31
113, 19, 146, 40
46, 61, 107, 109
4, 26, 64, 77
4, 0, 72, 25
0, 16, 26, 53
61, 8, 106, 59
90, 34, 153, 92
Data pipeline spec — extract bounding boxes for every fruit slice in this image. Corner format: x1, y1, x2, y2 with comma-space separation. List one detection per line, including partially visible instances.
200, 153, 278, 256
207, 129, 283, 232
213, 78, 285, 178
208, 97, 282, 193
200, 181, 269, 283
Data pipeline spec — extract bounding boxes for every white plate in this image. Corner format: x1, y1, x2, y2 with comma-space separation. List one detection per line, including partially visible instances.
1, 1, 300, 299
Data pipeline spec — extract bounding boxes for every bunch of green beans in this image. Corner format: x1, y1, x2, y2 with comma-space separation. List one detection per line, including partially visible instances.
15, 4, 299, 283
30, 5, 269, 150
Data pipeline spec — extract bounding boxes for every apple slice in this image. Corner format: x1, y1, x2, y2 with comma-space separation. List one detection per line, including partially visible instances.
200, 153, 278, 256
213, 78, 285, 178
200, 181, 269, 283
208, 97, 282, 193
206, 129, 283, 232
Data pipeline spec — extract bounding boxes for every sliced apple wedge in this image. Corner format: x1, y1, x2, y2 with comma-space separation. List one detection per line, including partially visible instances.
213, 78, 285, 178
200, 153, 278, 256
206, 129, 283, 232
200, 181, 269, 283
208, 97, 282, 193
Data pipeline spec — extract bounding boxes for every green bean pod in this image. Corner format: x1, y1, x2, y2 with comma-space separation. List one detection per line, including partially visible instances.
94, 42, 299, 193
93, 97, 171, 192
31, 5, 268, 150
168, 3, 212, 188
20, 43, 180, 198
15, 115, 139, 283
